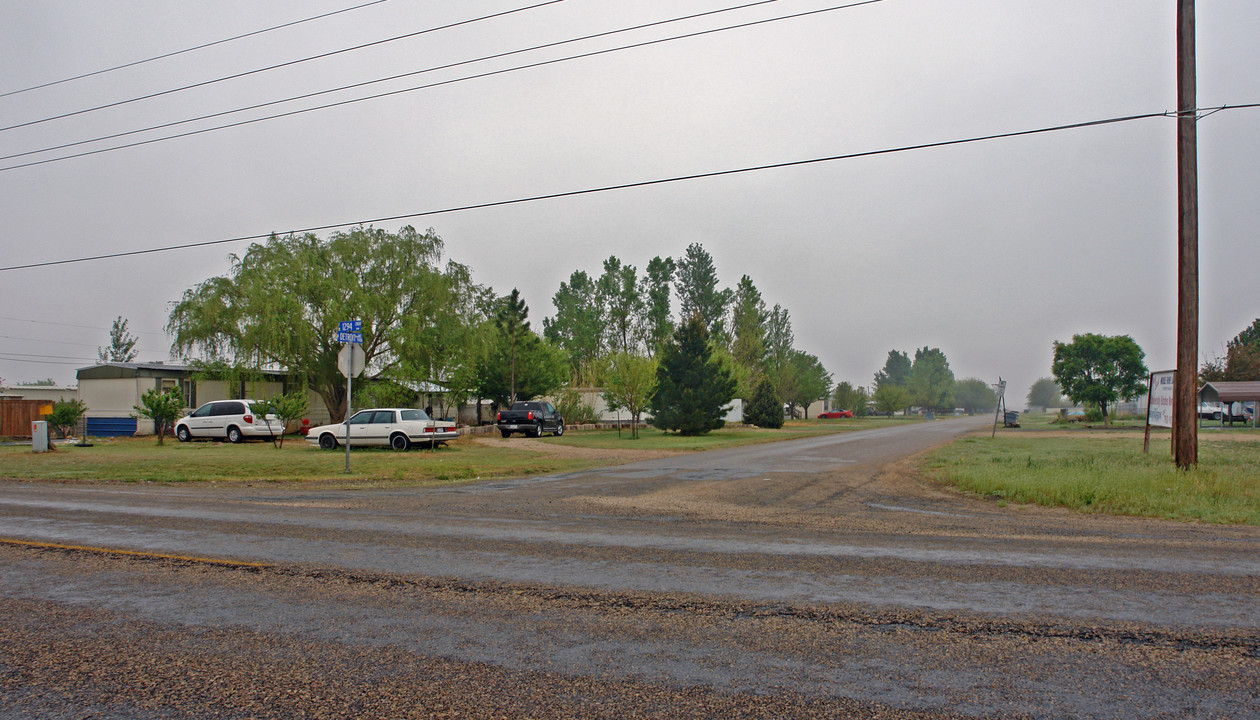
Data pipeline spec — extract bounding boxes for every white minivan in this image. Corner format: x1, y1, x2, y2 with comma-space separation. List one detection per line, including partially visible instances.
174, 399, 285, 443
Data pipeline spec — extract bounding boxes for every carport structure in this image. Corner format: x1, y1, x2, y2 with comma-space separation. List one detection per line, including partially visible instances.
1198, 381, 1260, 428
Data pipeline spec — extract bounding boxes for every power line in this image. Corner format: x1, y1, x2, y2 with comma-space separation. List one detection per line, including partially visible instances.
0, 334, 166, 351
2, 0, 794, 164
0, 314, 167, 335
8, 107, 1243, 274
0, 0, 569, 133
1, 0, 882, 172
0, 351, 97, 361
0, 356, 96, 367
0, 0, 391, 99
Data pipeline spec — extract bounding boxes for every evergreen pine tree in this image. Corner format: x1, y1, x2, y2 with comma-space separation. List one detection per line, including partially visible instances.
743, 377, 783, 428
649, 315, 736, 435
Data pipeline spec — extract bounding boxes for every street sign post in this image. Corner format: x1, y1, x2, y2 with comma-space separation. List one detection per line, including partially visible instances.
336, 321, 363, 473
990, 378, 1007, 438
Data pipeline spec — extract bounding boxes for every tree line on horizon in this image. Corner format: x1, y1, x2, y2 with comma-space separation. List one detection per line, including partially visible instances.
831, 347, 996, 418
156, 227, 833, 432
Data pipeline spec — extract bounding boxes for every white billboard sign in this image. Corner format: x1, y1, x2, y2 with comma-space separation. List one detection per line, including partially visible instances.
1147, 370, 1175, 428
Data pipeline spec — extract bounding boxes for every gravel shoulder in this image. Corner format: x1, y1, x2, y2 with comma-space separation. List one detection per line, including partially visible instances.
3, 418, 1258, 719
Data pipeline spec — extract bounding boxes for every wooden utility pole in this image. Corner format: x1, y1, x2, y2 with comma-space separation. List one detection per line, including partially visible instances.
1174, 0, 1198, 468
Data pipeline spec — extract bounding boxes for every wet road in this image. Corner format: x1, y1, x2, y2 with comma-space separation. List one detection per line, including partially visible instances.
2, 417, 1258, 719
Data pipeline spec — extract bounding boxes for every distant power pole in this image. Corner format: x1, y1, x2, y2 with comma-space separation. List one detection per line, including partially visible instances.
1174, 0, 1198, 469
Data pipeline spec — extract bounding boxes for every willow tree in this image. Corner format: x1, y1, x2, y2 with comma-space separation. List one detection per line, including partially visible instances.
167, 225, 471, 421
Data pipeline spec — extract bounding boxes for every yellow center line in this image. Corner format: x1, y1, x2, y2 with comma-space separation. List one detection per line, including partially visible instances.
0, 537, 271, 568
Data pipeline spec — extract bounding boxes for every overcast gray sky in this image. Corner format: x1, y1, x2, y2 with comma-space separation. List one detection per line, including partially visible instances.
2, 0, 1257, 406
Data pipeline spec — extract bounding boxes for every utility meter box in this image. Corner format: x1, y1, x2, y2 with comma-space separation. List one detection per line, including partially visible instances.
31, 420, 50, 453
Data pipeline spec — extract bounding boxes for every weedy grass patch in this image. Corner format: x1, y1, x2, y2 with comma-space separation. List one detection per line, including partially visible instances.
0, 436, 609, 485
922, 433, 1260, 524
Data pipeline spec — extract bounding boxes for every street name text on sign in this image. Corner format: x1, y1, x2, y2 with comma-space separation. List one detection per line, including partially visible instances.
336, 319, 362, 345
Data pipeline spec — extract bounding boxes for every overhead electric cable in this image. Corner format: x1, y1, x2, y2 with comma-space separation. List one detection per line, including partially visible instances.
0, 0, 390, 99
2, 0, 795, 163
0, 351, 97, 361
0, 334, 163, 350
0, 314, 167, 335
8, 107, 1252, 274
0, 0, 568, 133
1, 0, 883, 172
0, 356, 96, 366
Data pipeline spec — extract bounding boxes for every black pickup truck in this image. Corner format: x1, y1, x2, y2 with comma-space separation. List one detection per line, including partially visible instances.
496, 401, 565, 438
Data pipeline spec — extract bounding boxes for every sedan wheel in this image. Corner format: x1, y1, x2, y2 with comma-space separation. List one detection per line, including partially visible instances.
390, 433, 410, 451
318, 433, 338, 450
227, 426, 243, 444
176, 426, 191, 443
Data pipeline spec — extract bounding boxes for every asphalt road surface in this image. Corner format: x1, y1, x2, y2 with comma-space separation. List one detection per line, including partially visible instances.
2, 417, 1257, 719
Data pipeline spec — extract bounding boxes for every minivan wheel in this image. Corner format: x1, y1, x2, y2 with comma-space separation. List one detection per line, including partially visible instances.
227, 426, 244, 444
318, 433, 337, 450
390, 433, 410, 451
176, 426, 191, 443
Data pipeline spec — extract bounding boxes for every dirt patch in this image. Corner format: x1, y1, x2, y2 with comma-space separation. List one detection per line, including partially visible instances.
468, 435, 689, 462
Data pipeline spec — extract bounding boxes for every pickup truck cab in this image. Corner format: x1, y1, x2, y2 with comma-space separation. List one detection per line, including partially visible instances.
497, 401, 565, 438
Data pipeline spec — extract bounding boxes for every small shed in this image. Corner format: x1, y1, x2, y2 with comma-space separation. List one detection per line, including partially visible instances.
1198, 381, 1260, 427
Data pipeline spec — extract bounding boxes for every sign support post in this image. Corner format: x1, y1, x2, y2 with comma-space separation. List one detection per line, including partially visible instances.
991, 378, 1006, 438
335, 320, 364, 473
345, 357, 353, 473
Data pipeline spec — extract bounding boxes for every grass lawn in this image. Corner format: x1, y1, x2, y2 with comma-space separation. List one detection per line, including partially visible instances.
1, 415, 930, 485
545, 415, 926, 451
0, 436, 613, 485
922, 431, 1260, 525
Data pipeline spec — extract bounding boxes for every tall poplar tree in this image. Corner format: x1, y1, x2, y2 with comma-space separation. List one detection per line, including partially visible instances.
640, 256, 676, 354
598, 256, 643, 355
674, 243, 732, 342
544, 270, 605, 372
98, 316, 139, 363
729, 275, 768, 398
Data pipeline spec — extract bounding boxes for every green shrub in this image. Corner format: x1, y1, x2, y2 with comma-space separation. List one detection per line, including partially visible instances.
46, 398, 88, 438
555, 386, 600, 425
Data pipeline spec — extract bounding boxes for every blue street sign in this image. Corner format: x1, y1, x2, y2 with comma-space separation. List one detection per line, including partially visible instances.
336, 331, 363, 344
338, 320, 361, 333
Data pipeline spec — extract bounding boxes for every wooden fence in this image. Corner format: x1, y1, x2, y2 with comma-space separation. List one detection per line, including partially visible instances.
0, 398, 54, 439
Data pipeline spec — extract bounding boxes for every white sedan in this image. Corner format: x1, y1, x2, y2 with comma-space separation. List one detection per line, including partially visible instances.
305, 408, 458, 451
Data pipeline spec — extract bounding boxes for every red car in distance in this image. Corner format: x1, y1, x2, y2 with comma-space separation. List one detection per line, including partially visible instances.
818, 409, 853, 419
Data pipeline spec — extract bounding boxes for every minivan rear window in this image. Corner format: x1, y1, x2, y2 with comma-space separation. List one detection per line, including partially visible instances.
213, 401, 244, 416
